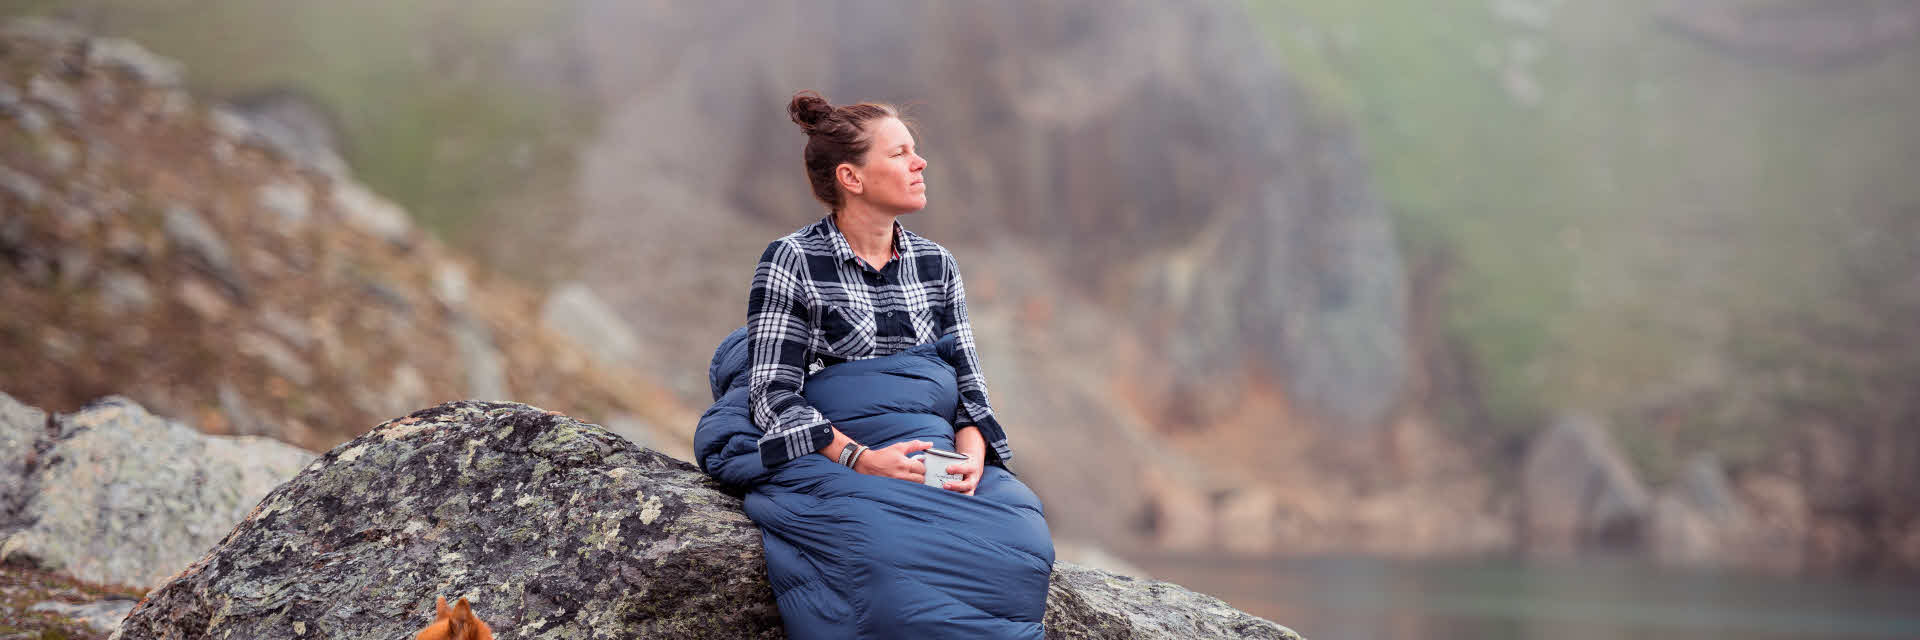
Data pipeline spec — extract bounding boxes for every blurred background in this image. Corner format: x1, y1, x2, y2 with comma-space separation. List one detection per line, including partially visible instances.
2, 0, 1918, 638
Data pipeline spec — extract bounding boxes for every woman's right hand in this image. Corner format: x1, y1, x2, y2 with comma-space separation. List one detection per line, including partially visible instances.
853, 440, 933, 483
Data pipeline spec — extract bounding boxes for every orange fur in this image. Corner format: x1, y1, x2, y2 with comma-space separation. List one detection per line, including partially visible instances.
414, 596, 495, 640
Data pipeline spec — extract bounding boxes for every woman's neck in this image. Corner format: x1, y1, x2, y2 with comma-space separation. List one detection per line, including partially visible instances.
833, 204, 898, 266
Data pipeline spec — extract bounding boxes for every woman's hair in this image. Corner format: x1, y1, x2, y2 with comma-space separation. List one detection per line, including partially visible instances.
788, 90, 906, 211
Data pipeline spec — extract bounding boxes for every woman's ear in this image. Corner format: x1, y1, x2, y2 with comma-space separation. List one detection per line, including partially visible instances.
836, 163, 863, 196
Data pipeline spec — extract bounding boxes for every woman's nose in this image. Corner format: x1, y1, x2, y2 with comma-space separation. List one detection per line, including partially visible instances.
911, 153, 927, 171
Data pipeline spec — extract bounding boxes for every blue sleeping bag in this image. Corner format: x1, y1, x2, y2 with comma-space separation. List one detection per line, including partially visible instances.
695, 327, 1054, 639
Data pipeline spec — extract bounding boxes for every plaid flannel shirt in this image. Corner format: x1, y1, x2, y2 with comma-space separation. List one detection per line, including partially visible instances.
747, 215, 1011, 467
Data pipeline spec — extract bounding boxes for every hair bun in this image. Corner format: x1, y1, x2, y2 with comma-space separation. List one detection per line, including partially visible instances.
788, 90, 833, 132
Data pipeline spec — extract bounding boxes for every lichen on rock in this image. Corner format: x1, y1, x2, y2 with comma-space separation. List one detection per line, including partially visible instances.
115, 400, 1301, 639
115, 400, 779, 639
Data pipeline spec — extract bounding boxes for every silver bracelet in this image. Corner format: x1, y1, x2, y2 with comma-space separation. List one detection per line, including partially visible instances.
837, 442, 858, 467
847, 444, 868, 470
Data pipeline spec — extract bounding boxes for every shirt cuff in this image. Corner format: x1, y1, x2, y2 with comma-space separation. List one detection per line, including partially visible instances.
757, 419, 834, 467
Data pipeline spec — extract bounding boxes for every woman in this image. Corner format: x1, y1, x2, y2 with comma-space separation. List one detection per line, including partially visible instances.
746, 91, 1013, 484
694, 91, 1052, 638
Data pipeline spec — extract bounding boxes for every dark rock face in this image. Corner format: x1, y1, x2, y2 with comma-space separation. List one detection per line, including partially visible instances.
116, 401, 1300, 639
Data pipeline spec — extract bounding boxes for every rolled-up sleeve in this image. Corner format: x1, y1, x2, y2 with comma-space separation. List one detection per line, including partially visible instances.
940, 250, 1013, 465
747, 240, 834, 466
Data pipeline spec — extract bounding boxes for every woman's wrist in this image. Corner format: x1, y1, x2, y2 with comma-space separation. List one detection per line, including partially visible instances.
954, 425, 986, 459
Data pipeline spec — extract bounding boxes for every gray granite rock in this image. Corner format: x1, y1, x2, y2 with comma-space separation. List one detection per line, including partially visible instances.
0, 166, 45, 207
255, 181, 311, 233
330, 179, 413, 245
1045, 564, 1302, 640
26, 74, 81, 119
162, 204, 245, 297
0, 392, 48, 518
0, 396, 315, 589
255, 308, 315, 351
83, 37, 184, 88
221, 90, 351, 178
236, 331, 313, 385
116, 400, 1301, 639
540, 282, 642, 367
1677, 452, 1746, 526
1520, 414, 1650, 552
432, 262, 471, 307
452, 317, 510, 401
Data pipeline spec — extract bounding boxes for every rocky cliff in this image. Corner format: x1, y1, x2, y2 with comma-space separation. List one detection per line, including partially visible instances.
0, 17, 691, 457
564, 0, 1467, 558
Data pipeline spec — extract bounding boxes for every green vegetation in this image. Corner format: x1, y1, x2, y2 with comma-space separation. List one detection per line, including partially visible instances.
1247, 0, 1920, 475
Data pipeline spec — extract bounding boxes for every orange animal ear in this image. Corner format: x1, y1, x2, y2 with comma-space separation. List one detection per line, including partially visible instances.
436, 595, 451, 618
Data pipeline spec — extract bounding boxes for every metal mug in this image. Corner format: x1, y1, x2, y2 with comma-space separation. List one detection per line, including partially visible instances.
912, 448, 969, 489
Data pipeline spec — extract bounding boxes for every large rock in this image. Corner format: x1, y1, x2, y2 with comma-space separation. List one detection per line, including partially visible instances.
0, 394, 316, 589
1648, 452, 1754, 566
1519, 413, 1650, 552
116, 400, 1300, 639
1045, 566, 1300, 639
0, 393, 49, 513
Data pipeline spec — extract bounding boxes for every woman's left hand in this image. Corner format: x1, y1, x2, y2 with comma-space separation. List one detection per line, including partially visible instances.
941, 454, 983, 496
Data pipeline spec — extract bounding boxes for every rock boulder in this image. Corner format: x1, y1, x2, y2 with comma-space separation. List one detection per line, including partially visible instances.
0, 394, 315, 590
115, 400, 1300, 639
1520, 413, 1650, 552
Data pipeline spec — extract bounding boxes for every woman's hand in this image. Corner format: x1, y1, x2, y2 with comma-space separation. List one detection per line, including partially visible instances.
946, 425, 987, 496
853, 440, 933, 483
940, 454, 983, 496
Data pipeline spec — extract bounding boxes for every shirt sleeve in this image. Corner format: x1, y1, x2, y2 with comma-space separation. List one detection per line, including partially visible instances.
940, 250, 1014, 465
746, 240, 835, 467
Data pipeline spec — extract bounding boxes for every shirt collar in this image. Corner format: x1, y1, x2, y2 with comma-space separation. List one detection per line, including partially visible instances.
821, 214, 912, 266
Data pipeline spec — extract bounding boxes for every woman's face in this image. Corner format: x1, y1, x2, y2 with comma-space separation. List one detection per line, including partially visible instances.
844, 117, 927, 214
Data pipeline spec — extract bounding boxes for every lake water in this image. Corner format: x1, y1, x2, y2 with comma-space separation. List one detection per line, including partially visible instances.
1126, 552, 1920, 640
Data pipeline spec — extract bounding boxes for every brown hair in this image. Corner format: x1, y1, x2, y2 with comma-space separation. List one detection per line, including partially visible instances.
788, 90, 906, 211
